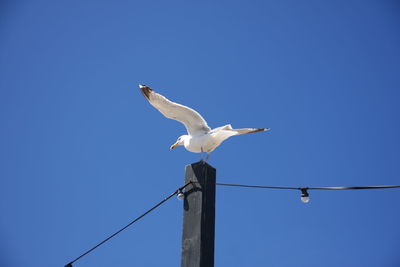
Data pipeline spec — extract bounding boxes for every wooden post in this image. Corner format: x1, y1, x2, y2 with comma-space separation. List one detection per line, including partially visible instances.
181, 161, 216, 267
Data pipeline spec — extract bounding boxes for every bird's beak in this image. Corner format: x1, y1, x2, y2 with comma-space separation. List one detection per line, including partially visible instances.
170, 142, 179, 150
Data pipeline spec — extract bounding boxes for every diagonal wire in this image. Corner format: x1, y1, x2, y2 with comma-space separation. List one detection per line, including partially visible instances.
64, 182, 192, 267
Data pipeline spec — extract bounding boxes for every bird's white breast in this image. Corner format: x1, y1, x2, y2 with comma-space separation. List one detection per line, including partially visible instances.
184, 134, 218, 153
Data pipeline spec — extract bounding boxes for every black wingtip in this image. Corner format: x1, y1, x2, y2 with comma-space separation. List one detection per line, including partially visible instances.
253, 128, 266, 133
251, 128, 270, 133
139, 84, 152, 100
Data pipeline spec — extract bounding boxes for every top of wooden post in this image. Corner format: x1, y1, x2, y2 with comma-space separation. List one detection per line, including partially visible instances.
189, 161, 216, 170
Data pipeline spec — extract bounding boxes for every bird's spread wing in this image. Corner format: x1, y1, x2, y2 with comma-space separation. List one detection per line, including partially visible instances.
139, 85, 211, 136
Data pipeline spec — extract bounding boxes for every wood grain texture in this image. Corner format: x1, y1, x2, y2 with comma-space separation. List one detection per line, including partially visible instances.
181, 161, 216, 267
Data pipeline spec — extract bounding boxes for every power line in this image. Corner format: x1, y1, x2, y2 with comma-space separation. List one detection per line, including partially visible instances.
64, 182, 193, 267
215, 182, 400, 203
216, 183, 299, 190
64, 181, 400, 266
215, 183, 400, 191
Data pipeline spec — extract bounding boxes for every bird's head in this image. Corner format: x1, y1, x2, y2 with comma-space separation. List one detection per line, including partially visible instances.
170, 135, 188, 150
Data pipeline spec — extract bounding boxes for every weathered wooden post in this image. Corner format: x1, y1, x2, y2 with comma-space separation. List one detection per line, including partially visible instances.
181, 161, 216, 267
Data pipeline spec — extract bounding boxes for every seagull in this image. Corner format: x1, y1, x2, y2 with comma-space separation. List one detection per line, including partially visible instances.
139, 84, 269, 160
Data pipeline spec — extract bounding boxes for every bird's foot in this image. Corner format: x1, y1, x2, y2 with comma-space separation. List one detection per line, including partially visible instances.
199, 152, 210, 164
200, 147, 205, 163
205, 153, 211, 162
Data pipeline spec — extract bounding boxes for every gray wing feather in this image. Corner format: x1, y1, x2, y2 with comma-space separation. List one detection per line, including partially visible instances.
140, 85, 211, 136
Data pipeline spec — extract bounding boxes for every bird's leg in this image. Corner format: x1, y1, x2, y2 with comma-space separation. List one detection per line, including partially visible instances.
205, 153, 211, 163
200, 147, 205, 163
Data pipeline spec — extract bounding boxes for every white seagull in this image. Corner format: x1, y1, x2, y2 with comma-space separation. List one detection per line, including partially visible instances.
139, 84, 269, 160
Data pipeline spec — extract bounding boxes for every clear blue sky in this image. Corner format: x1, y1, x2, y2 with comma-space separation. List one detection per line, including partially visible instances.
1, 1, 400, 266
